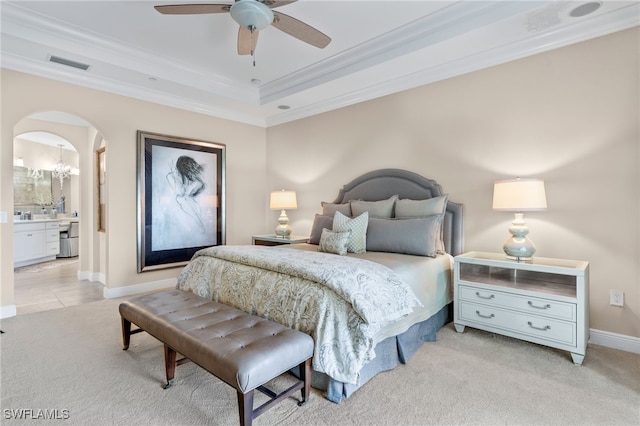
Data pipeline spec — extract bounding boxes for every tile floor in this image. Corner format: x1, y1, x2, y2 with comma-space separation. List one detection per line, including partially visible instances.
13, 258, 104, 315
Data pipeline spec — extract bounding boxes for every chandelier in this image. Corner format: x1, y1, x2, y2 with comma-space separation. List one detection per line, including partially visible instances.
28, 167, 44, 180
52, 144, 71, 189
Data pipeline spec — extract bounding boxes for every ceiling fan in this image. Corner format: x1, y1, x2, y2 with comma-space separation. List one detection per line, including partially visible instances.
154, 0, 331, 57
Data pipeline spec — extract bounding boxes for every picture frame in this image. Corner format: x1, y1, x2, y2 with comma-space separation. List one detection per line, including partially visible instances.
137, 131, 225, 272
96, 146, 106, 232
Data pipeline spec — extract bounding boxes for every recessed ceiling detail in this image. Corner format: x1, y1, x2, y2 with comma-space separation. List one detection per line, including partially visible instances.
2, 1, 638, 128
570, 2, 603, 18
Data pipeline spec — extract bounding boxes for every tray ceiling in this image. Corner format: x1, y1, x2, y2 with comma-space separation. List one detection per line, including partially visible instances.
2, 1, 638, 127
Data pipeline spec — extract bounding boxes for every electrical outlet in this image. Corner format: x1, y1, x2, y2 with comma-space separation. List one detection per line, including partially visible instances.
610, 290, 624, 307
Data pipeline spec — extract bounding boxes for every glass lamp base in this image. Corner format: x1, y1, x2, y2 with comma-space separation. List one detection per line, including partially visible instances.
503, 237, 536, 261
275, 209, 292, 237
503, 212, 536, 261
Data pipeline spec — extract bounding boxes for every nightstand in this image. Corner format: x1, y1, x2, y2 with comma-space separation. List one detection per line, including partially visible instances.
454, 251, 590, 365
252, 234, 309, 246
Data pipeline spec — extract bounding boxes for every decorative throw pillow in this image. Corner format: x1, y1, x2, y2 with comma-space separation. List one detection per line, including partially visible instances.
333, 211, 368, 253
350, 195, 398, 218
309, 214, 334, 245
395, 195, 449, 254
318, 228, 351, 256
321, 201, 352, 217
366, 217, 441, 257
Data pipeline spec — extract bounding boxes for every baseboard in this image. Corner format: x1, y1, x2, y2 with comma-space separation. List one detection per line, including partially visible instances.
103, 278, 176, 299
0, 304, 17, 319
589, 328, 640, 354
78, 271, 105, 284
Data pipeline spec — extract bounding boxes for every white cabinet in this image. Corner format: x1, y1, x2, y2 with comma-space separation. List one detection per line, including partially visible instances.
46, 221, 60, 256
454, 251, 589, 365
14, 220, 60, 267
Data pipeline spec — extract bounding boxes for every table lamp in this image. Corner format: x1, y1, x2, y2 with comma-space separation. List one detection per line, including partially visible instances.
270, 190, 297, 238
492, 178, 547, 261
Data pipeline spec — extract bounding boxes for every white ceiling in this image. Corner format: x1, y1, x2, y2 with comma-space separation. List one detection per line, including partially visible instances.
2, 1, 638, 128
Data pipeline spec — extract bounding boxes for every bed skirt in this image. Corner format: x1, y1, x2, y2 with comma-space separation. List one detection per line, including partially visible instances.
294, 303, 452, 403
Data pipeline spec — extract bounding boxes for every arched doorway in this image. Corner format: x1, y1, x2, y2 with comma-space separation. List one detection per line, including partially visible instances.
12, 111, 107, 314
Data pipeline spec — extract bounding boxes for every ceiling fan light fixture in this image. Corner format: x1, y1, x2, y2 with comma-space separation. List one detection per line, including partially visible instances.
230, 0, 274, 31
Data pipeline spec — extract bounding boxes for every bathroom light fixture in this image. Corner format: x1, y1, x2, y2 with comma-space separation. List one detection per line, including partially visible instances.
52, 144, 72, 189
269, 190, 297, 238
492, 178, 547, 261
28, 168, 44, 180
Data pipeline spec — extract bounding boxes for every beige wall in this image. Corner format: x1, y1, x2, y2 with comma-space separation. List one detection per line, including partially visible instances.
1, 70, 267, 313
266, 28, 640, 338
1, 28, 638, 340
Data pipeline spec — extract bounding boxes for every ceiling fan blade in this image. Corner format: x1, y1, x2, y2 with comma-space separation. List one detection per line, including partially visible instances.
154, 4, 230, 15
237, 27, 259, 55
261, 1, 297, 8
272, 11, 331, 48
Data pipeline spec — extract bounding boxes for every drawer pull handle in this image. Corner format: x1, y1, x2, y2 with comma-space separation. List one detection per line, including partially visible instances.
527, 321, 551, 331
475, 310, 495, 319
475, 292, 495, 300
528, 301, 551, 309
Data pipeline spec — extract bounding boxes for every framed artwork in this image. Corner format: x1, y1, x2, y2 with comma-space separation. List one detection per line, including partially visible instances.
137, 131, 225, 272
96, 147, 106, 232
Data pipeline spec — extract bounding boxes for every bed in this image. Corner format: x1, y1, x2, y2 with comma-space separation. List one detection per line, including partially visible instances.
176, 168, 463, 403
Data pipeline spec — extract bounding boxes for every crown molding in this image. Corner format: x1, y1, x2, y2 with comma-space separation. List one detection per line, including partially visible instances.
2, 52, 268, 127
1, 2, 257, 103
2, 2, 637, 129
260, 1, 541, 105
266, 3, 640, 127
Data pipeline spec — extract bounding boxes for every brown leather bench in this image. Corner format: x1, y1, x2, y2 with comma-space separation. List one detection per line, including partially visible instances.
119, 289, 314, 426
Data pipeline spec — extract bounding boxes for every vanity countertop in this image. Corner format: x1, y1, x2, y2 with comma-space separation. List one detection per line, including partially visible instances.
14, 218, 61, 224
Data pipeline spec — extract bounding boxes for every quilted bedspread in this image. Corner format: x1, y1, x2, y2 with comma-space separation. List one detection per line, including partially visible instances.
176, 245, 421, 384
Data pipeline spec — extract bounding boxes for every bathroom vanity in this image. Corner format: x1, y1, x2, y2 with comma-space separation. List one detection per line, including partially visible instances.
14, 219, 60, 267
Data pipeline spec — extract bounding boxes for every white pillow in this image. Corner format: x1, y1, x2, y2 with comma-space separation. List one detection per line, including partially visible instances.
333, 211, 368, 253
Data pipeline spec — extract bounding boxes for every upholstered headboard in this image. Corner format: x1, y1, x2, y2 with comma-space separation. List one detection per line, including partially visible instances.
331, 169, 464, 256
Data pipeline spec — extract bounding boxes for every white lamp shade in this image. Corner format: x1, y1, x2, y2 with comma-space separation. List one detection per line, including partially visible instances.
230, 0, 274, 31
492, 179, 547, 211
270, 190, 297, 210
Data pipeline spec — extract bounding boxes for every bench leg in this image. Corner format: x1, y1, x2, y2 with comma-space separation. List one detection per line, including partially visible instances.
121, 317, 132, 350
299, 358, 311, 406
163, 344, 177, 389
237, 389, 255, 426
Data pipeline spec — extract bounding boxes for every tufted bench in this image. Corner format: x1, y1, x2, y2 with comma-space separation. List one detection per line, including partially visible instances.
119, 289, 314, 426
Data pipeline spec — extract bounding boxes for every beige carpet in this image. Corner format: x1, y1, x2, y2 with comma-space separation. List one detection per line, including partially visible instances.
1, 298, 638, 425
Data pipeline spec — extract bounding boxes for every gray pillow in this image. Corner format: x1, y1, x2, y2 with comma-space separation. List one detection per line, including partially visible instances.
318, 228, 351, 256
309, 214, 333, 245
395, 195, 448, 217
366, 216, 441, 257
395, 195, 449, 254
321, 202, 352, 217
350, 195, 398, 218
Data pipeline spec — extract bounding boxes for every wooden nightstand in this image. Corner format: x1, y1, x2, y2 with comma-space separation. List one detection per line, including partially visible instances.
454, 251, 590, 365
252, 234, 309, 246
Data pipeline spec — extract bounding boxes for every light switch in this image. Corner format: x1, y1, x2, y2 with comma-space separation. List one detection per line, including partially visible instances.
0, 211, 7, 223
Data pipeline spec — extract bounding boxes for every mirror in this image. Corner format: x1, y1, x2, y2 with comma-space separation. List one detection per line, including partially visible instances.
13, 166, 53, 207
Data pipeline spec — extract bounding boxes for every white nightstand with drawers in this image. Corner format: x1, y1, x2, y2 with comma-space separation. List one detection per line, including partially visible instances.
454, 251, 590, 365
